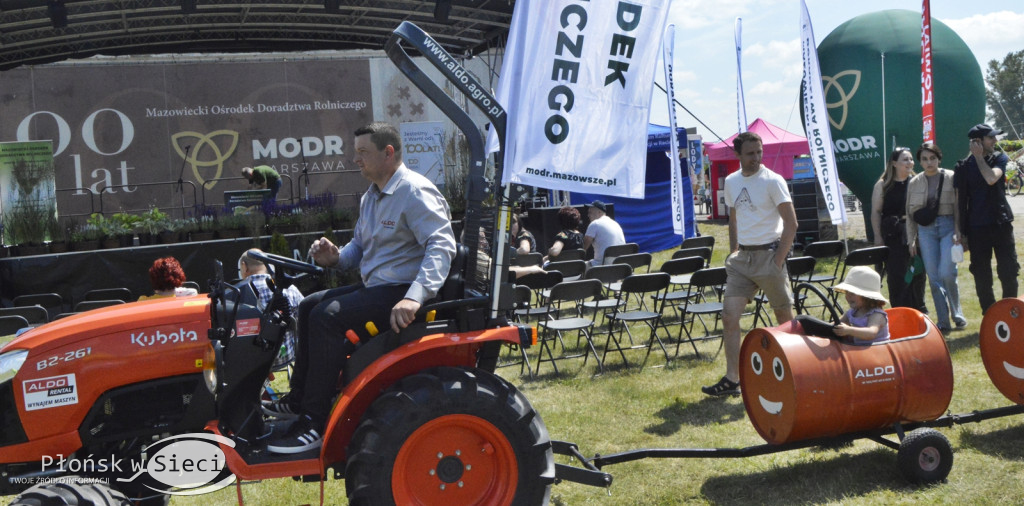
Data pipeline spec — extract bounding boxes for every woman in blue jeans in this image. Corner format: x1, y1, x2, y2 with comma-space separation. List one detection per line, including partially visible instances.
906, 142, 965, 332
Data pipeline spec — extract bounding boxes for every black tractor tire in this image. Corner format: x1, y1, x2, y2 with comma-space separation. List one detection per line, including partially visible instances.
11, 477, 131, 506
897, 428, 953, 485
345, 366, 555, 505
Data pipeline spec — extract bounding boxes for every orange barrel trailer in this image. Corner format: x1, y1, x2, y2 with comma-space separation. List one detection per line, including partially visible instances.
980, 296, 1024, 405
740, 307, 953, 444
589, 288, 1024, 485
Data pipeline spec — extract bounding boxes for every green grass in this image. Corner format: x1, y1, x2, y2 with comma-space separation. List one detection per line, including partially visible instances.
6, 222, 1024, 504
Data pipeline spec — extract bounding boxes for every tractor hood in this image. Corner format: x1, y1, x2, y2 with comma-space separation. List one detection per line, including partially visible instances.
1, 296, 212, 356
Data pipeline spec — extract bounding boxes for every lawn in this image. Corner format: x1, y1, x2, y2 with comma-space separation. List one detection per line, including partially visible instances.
5, 220, 1024, 505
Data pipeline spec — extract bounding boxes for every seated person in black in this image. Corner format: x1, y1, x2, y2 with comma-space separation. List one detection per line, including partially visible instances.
510, 213, 536, 256
544, 206, 583, 261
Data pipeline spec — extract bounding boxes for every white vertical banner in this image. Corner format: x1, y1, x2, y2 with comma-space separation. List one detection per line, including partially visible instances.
399, 121, 445, 185
735, 17, 748, 133
663, 24, 684, 235
489, 0, 672, 199
800, 0, 846, 225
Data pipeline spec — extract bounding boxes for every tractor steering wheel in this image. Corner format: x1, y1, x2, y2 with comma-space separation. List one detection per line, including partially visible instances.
793, 282, 843, 324
246, 250, 322, 275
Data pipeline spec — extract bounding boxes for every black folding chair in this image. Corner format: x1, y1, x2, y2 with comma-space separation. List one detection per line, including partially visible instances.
672, 247, 713, 268
555, 248, 586, 261
601, 272, 673, 368
675, 267, 729, 359
0, 315, 30, 336
83, 287, 133, 303
0, 305, 48, 326
803, 240, 845, 291
182, 281, 201, 292
613, 252, 653, 274
12, 293, 64, 320
681, 235, 715, 251
514, 271, 563, 322
515, 251, 543, 267
579, 264, 632, 328
74, 299, 125, 312
653, 256, 705, 332
545, 259, 588, 282
535, 279, 606, 375
601, 243, 639, 265
500, 285, 536, 378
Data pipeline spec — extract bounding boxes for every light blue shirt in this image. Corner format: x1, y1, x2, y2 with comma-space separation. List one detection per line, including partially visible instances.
338, 164, 456, 304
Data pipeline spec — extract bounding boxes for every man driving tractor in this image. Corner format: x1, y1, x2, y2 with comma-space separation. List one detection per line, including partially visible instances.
262, 121, 457, 454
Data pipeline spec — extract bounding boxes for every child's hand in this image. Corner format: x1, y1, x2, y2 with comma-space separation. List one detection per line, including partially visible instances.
833, 323, 852, 337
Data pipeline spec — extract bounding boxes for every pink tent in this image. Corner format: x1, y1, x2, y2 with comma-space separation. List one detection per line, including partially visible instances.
706, 118, 810, 177
705, 118, 810, 218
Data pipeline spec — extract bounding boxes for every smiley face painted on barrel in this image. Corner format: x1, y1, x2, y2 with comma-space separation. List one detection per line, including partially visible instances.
979, 298, 1024, 405
740, 331, 798, 444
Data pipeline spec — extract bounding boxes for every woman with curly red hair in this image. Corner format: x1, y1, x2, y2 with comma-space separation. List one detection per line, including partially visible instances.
138, 257, 197, 300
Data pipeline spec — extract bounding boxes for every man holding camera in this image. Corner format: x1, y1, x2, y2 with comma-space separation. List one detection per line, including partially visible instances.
954, 123, 1018, 313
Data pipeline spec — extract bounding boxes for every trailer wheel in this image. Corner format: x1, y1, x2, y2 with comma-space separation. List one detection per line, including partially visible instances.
345, 367, 554, 505
12, 476, 131, 505
897, 428, 953, 484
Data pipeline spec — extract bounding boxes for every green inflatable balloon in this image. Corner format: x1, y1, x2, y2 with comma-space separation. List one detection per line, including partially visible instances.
816, 9, 984, 239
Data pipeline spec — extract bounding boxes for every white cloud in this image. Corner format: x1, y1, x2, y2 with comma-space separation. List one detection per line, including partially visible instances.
943, 11, 1024, 66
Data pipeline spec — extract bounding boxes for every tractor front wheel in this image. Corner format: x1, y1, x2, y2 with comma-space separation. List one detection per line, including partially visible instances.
345, 367, 554, 505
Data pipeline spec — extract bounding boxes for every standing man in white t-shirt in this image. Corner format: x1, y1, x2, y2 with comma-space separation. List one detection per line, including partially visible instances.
582, 200, 626, 267
702, 131, 797, 397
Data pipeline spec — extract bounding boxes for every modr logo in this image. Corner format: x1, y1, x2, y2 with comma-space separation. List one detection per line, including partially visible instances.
833, 136, 877, 153
253, 136, 343, 160
855, 365, 895, 379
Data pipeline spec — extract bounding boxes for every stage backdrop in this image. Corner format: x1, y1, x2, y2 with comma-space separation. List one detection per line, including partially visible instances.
0, 52, 499, 219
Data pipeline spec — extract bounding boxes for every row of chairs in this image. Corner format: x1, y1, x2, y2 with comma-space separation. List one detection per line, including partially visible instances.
504, 238, 888, 378
1, 287, 149, 336
507, 251, 726, 377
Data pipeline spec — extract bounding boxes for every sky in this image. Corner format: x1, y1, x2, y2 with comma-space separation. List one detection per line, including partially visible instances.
650, 0, 1024, 143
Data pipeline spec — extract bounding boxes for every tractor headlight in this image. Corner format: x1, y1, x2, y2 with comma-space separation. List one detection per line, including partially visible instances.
0, 350, 28, 384
203, 342, 221, 395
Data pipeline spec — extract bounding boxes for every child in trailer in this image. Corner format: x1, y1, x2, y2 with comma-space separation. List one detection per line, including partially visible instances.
831, 266, 890, 344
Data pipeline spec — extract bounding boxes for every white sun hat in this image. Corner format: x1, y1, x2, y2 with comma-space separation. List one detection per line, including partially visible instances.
833, 266, 888, 305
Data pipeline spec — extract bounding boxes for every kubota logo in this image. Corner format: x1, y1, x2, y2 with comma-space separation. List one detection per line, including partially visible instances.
822, 70, 861, 130
172, 130, 240, 190
131, 328, 199, 347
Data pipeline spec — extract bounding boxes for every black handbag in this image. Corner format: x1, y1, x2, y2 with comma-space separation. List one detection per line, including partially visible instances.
912, 174, 944, 226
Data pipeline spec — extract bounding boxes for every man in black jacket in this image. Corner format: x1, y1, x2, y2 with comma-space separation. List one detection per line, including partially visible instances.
954, 123, 1018, 313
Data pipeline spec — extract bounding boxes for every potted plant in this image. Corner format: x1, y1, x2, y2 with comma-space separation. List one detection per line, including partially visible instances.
136, 208, 169, 245
216, 210, 247, 239
46, 214, 69, 253
4, 204, 52, 256
267, 207, 301, 235
71, 222, 103, 251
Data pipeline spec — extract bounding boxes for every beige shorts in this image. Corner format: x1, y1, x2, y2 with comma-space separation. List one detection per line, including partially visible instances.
723, 249, 793, 309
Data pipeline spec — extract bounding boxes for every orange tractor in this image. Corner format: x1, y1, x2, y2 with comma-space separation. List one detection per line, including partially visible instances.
0, 23, 611, 505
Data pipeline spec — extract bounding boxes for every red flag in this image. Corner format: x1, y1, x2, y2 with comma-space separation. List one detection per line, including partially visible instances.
921, 0, 935, 143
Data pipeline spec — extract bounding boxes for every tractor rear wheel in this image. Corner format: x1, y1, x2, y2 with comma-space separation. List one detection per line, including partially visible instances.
12, 476, 131, 505
345, 367, 554, 505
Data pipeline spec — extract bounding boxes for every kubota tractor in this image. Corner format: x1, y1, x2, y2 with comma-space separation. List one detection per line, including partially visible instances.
0, 23, 611, 505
